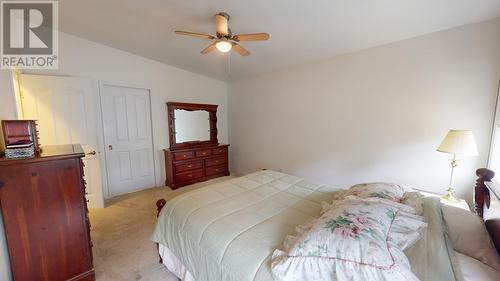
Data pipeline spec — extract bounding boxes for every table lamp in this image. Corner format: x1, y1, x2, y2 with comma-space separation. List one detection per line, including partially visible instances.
437, 130, 478, 201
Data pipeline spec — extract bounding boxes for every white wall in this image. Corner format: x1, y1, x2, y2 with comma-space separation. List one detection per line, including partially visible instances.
0, 70, 18, 120
229, 18, 500, 201
0, 32, 227, 280
19, 31, 228, 190
0, 69, 16, 281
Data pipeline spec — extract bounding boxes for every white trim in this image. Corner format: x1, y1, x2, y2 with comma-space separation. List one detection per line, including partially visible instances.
9, 70, 23, 119
487, 77, 500, 168
98, 81, 157, 199
485, 181, 500, 201
94, 80, 111, 200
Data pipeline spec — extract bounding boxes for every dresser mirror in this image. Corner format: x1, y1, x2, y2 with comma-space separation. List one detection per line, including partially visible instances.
174, 109, 210, 143
167, 102, 219, 150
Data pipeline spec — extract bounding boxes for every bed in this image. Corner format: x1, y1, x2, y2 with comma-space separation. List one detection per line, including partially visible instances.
151, 169, 500, 281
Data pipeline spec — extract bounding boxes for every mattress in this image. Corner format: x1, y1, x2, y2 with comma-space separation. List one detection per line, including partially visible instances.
159, 244, 195, 281
151, 170, 463, 281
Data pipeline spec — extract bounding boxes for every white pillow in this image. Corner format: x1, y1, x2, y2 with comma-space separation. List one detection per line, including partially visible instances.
271, 197, 426, 281
442, 205, 500, 271
455, 251, 500, 280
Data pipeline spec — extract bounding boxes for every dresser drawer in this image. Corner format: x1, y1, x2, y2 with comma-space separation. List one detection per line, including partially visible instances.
173, 151, 194, 161
195, 149, 212, 157
212, 147, 227, 155
206, 164, 228, 176
174, 160, 202, 173
205, 156, 228, 167
164, 145, 229, 189
175, 169, 204, 182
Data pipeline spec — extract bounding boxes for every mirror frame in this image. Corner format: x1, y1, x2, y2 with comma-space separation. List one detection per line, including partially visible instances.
167, 102, 218, 150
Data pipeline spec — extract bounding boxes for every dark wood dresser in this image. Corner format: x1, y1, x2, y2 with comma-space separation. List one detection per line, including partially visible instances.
164, 102, 230, 189
164, 144, 229, 189
0, 144, 94, 281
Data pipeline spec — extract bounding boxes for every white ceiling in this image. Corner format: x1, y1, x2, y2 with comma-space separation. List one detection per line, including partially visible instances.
59, 0, 500, 81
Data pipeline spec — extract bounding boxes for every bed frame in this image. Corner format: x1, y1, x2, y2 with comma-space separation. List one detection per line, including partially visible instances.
155, 199, 167, 263
475, 168, 500, 255
154, 168, 500, 260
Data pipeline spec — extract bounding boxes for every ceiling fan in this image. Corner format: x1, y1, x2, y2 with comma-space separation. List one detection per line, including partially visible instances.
174, 12, 270, 56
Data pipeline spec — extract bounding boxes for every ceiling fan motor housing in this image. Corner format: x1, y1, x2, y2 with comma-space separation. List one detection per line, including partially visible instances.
215, 12, 231, 38
216, 12, 230, 21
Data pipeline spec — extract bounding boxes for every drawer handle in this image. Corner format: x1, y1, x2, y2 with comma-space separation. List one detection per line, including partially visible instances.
183, 155, 188, 158
215, 160, 219, 163
188, 174, 193, 178
202, 152, 206, 155
218, 150, 222, 153
187, 165, 192, 168
215, 169, 219, 172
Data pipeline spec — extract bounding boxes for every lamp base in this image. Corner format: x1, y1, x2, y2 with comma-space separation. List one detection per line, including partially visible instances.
441, 188, 459, 202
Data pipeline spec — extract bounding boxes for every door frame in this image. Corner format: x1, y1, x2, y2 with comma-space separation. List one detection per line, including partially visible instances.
98, 81, 157, 199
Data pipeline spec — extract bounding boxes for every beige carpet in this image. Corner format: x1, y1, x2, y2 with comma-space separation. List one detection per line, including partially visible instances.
90, 177, 233, 281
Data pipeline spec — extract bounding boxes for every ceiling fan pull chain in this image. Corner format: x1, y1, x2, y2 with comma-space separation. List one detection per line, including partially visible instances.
226, 52, 231, 80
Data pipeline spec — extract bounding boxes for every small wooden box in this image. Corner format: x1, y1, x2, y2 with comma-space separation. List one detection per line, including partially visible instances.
1, 120, 41, 157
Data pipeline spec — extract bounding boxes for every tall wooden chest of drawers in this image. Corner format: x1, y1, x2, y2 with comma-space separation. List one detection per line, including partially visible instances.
164, 144, 229, 189
0, 144, 94, 281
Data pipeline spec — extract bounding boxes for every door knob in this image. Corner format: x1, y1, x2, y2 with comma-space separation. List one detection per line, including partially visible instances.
108, 145, 113, 150
86, 150, 96, 155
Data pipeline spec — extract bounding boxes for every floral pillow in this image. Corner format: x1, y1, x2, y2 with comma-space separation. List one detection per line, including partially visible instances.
333, 182, 410, 202
322, 194, 419, 216
271, 197, 426, 281
400, 191, 425, 215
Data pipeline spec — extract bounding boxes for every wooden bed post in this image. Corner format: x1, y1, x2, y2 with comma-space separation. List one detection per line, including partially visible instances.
156, 198, 167, 263
475, 168, 500, 255
156, 199, 167, 216
475, 168, 493, 219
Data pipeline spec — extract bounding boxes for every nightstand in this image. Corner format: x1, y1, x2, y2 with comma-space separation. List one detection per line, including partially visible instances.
440, 198, 470, 211
415, 189, 470, 211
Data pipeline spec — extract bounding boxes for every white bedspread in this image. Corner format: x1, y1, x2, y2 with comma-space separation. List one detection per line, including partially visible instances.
152, 170, 339, 281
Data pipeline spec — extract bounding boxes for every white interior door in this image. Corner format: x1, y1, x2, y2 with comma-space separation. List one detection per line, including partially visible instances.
19, 74, 105, 208
100, 84, 155, 197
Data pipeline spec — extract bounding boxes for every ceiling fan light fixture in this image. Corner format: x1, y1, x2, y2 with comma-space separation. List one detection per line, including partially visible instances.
215, 40, 232, 53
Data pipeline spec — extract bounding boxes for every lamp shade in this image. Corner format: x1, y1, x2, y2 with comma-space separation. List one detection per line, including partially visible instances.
437, 130, 479, 156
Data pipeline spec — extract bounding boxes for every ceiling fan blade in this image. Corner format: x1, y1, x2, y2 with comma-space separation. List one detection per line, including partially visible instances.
233, 33, 270, 42
232, 43, 250, 56
201, 42, 217, 54
175, 31, 215, 40
214, 13, 229, 36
